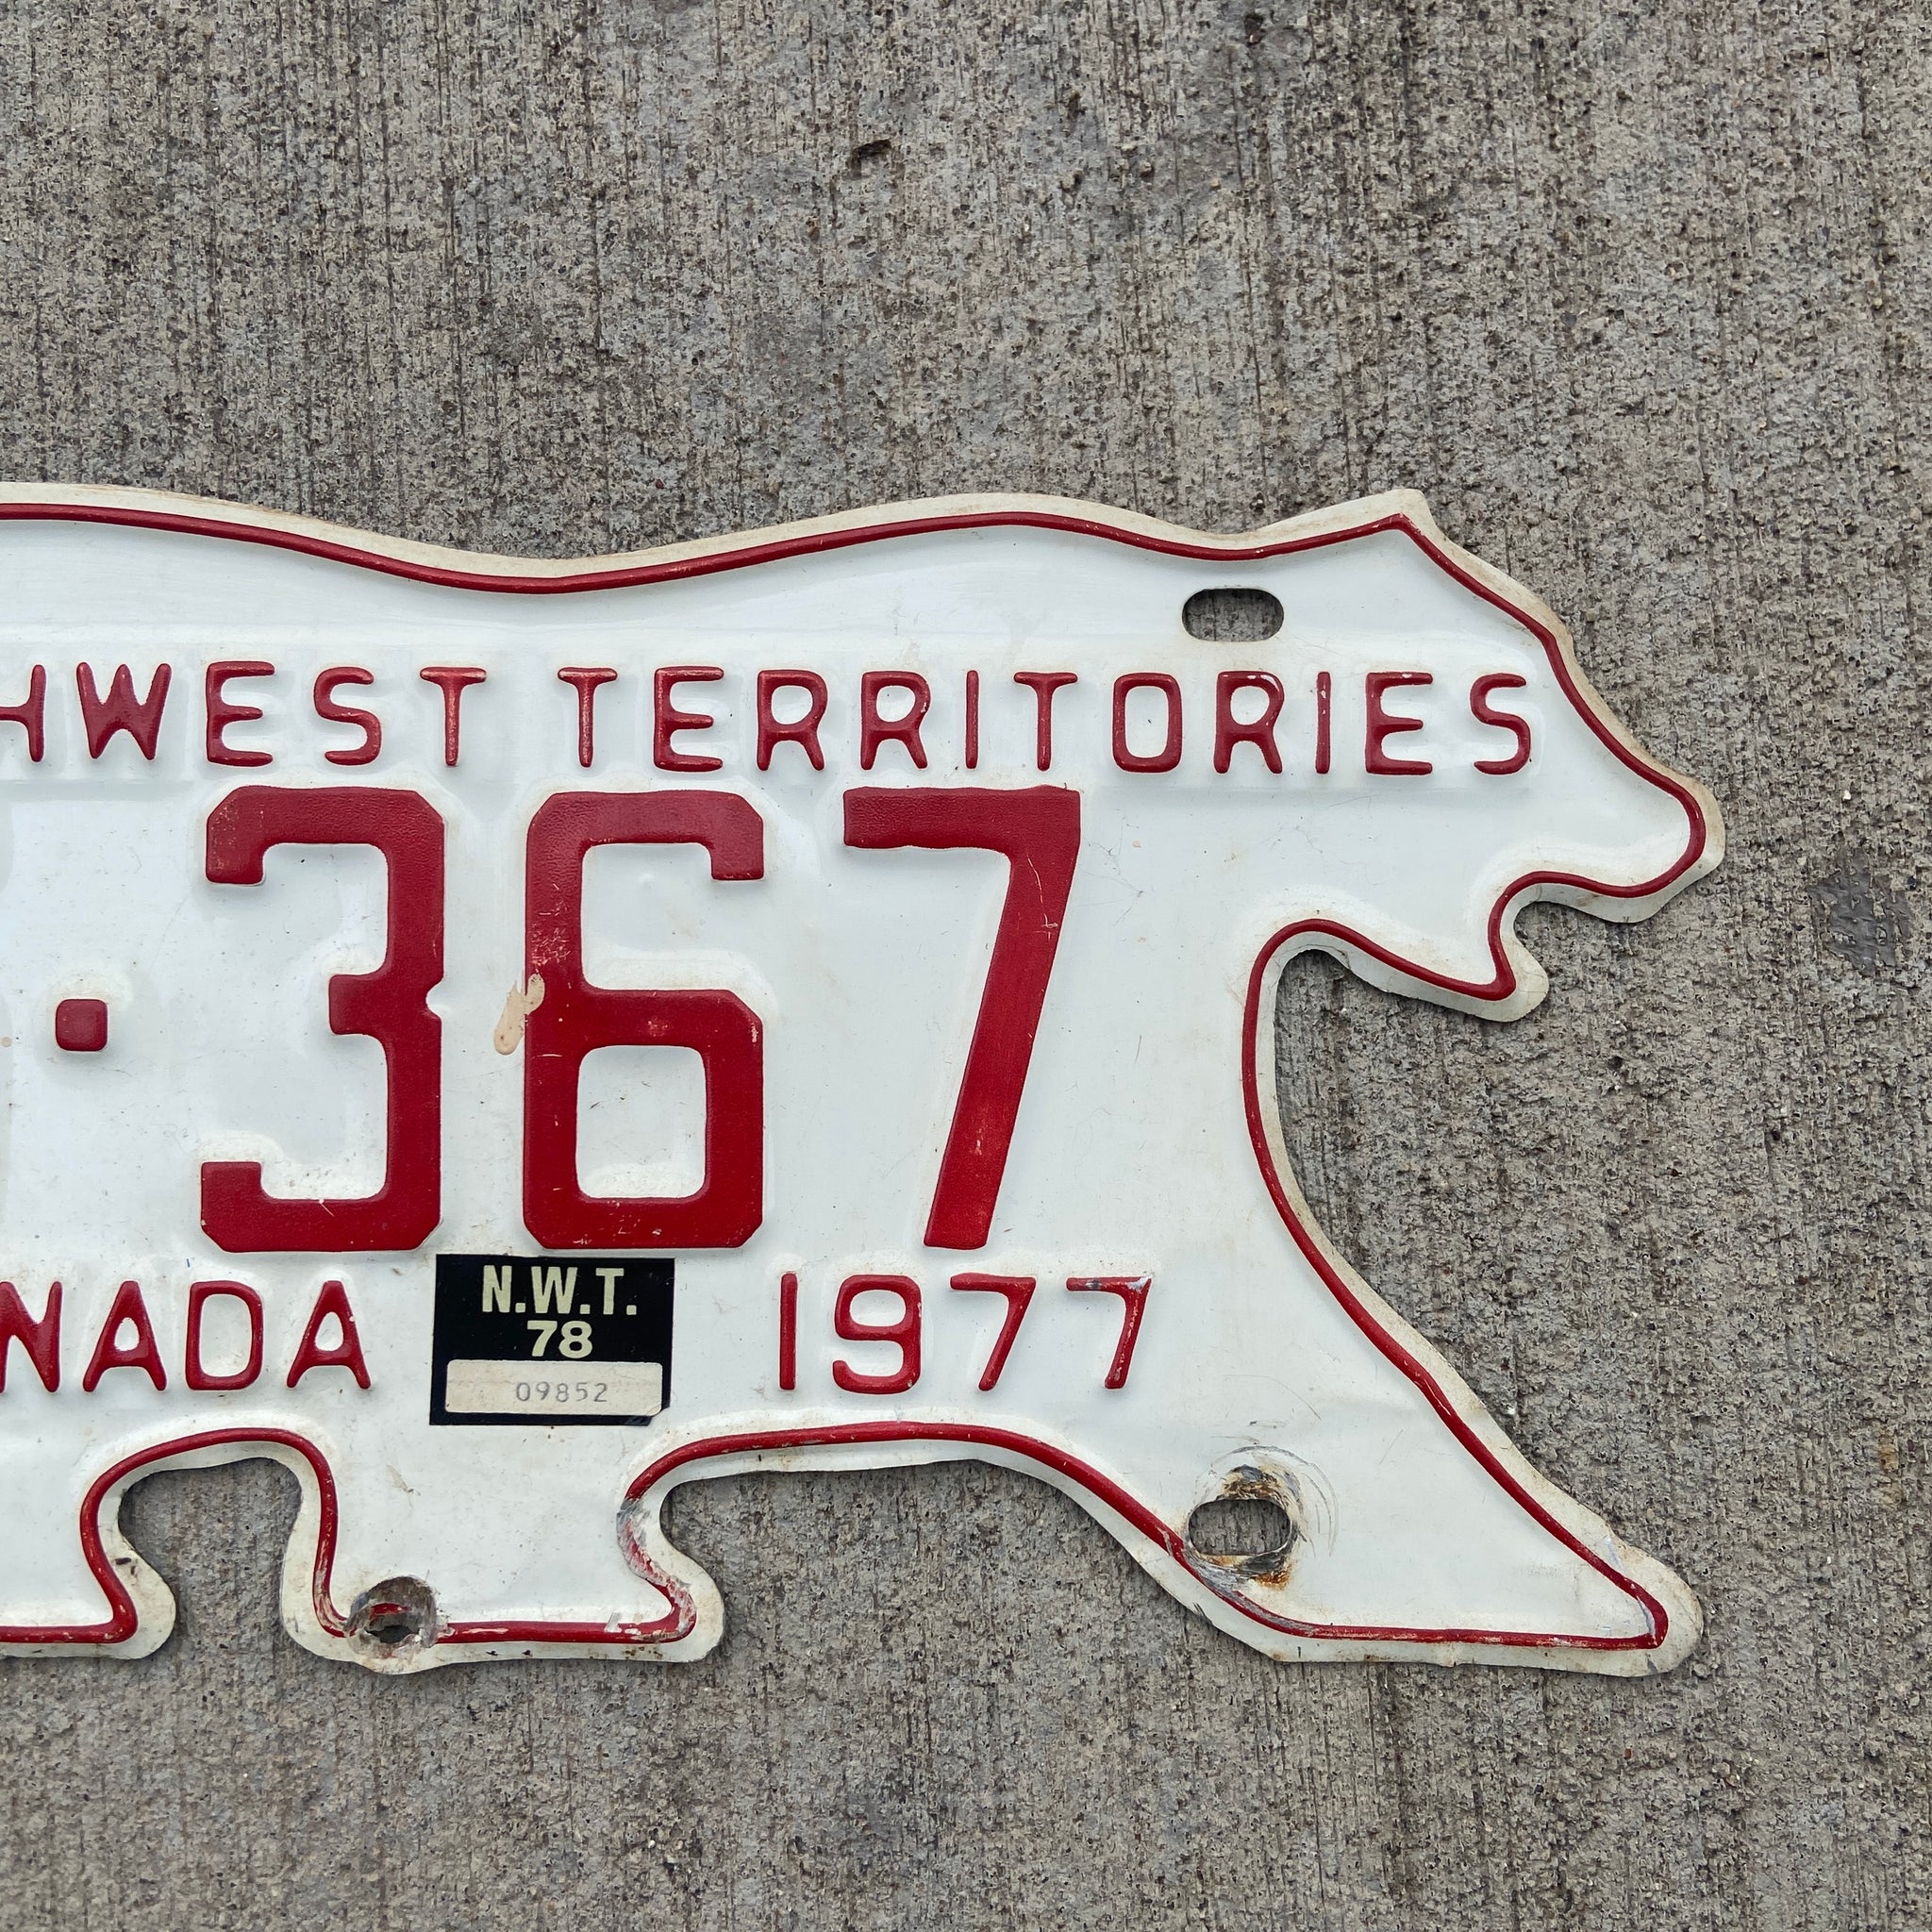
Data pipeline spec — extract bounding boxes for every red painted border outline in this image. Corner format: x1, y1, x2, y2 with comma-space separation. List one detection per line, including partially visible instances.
0, 490, 1711, 1660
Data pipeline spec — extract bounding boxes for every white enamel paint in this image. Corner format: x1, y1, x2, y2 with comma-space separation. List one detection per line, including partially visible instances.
0, 488, 1721, 1672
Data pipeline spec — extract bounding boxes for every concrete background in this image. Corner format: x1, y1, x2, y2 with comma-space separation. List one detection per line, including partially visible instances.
0, 0, 1926, 1924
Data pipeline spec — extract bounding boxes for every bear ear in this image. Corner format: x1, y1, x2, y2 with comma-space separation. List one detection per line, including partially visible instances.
1246, 487, 1442, 546
1391, 500, 1727, 924
1398, 515, 1728, 899
1220, 496, 1722, 1023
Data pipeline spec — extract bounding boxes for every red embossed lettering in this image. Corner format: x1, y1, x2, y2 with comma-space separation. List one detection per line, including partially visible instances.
419, 666, 486, 766
523, 791, 764, 1249
949, 1273, 1036, 1390
1013, 672, 1077, 771
656, 666, 724, 773
76, 664, 171, 760
1471, 673, 1532, 774
1066, 1274, 1151, 1389
558, 667, 617, 769
54, 998, 108, 1052
201, 787, 444, 1253
756, 671, 827, 772
858, 672, 930, 771
313, 667, 382, 766
184, 1280, 264, 1391
205, 661, 275, 768
778, 1270, 799, 1391
82, 1281, 166, 1392
1112, 674, 1182, 774
1365, 672, 1433, 774
286, 1279, 371, 1389
843, 787, 1080, 1250
1213, 672, 1285, 774
0, 666, 45, 763
832, 1275, 922, 1394
0, 1282, 59, 1392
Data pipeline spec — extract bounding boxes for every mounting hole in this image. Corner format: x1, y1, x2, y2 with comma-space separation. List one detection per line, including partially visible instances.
1186, 1495, 1296, 1561
349, 1575, 439, 1650
1182, 587, 1284, 642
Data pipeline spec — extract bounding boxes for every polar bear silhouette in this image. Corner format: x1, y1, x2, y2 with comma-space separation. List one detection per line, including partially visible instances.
0, 487, 1720, 1672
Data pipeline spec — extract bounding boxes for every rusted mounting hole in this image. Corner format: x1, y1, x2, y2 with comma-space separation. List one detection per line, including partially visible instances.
1185, 1461, 1303, 1587
1187, 1496, 1297, 1561
1182, 587, 1284, 642
348, 1575, 439, 1651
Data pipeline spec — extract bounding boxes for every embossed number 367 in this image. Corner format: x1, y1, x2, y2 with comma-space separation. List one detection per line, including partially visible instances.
200, 785, 1080, 1257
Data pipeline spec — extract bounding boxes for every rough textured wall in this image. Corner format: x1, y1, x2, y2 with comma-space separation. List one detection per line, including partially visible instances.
0, 0, 1925, 1925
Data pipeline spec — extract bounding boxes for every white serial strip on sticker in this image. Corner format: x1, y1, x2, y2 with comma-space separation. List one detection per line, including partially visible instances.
443, 1360, 664, 1419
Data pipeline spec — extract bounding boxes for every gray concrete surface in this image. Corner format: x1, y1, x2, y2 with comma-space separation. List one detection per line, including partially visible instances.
0, 0, 1926, 1924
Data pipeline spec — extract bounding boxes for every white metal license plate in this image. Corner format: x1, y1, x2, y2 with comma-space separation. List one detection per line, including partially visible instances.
0, 485, 1721, 1673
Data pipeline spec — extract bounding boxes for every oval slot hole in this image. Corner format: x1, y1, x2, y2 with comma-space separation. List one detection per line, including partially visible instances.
1183, 587, 1284, 642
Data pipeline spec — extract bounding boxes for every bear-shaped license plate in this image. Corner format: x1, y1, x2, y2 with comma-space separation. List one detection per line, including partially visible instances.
0, 486, 1721, 1673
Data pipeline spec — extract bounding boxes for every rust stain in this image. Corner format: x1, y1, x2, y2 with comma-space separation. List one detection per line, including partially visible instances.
1187, 1462, 1302, 1590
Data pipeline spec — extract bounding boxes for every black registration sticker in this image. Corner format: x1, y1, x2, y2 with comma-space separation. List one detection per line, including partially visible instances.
429, 1255, 674, 1426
